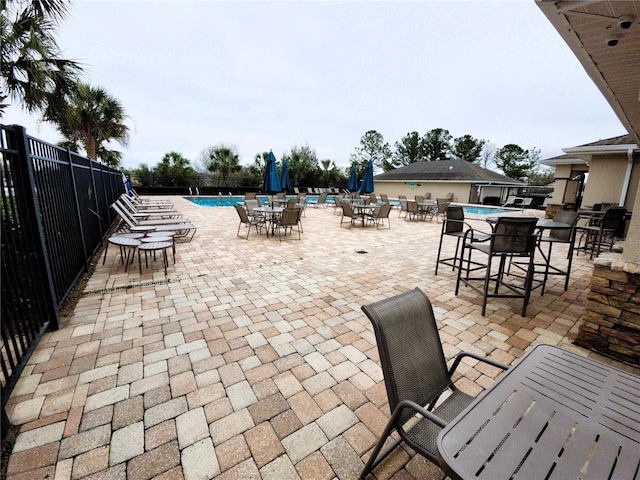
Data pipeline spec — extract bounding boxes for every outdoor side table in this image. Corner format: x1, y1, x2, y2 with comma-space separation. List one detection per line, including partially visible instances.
138, 241, 173, 275
103, 235, 142, 269
437, 344, 640, 480
141, 235, 175, 263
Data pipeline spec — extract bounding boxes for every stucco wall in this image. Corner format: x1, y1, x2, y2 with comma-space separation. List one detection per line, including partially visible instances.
551, 164, 573, 204
582, 153, 638, 208
373, 182, 471, 202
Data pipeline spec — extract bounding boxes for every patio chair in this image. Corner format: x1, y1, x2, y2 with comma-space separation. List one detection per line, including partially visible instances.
359, 288, 509, 480
435, 206, 489, 275
380, 193, 389, 203
273, 207, 302, 241
118, 196, 183, 220
111, 202, 198, 241
314, 192, 328, 208
423, 192, 431, 200
234, 205, 265, 239
397, 195, 408, 218
244, 198, 262, 219
434, 198, 450, 223
455, 217, 538, 316
366, 202, 391, 229
332, 195, 343, 215
122, 194, 177, 212
576, 207, 626, 259
445, 192, 454, 201
340, 202, 363, 228
244, 192, 257, 200
369, 193, 378, 204
406, 200, 423, 221
537, 210, 579, 294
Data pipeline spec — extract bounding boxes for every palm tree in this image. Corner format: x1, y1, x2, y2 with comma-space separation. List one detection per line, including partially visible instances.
204, 145, 242, 187
1, 0, 82, 117
45, 83, 130, 165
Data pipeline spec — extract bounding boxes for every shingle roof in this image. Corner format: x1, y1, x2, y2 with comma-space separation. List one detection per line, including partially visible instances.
576, 134, 635, 147
374, 159, 524, 185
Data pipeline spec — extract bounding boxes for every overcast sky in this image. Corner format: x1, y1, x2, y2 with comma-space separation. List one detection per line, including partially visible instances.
3, 0, 626, 172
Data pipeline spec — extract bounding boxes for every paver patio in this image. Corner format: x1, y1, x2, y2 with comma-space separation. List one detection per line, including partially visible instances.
5, 197, 639, 480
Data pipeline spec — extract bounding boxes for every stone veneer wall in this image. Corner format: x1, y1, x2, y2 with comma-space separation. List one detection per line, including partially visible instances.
575, 252, 640, 366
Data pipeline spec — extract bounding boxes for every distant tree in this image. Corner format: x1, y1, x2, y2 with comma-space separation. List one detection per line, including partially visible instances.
480, 141, 497, 170
451, 135, 485, 162
423, 128, 452, 161
156, 152, 195, 186
130, 163, 156, 187
320, 159, 341, 186
1, 0, 83, 117
350, 130, 391, 171
392, 131, 426, 168
283, 144, 319, 186
44, 83, 130, 165
202, 144, 241, 187
494, 144, 537, 181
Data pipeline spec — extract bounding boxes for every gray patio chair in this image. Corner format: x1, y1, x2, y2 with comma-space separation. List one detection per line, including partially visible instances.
397, 195, 408, 218
339, 202, 363, 228
537, 210, 579, 294
455, 217, 539, 316
434, 198, 450, 223
359, 288, 508, 480
435, 206, 489, 275
273, 207, 302, 241
234, 204, 265, 239
366, 202, 391, 229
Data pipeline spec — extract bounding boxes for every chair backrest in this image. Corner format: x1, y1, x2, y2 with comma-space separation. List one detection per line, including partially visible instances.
245, 192, 257, 200
380, 194, 389, 203
286, 199, 298, 208
234, 204, 250, 223
445, 193, 454, 200
280, 208, 300, 226
415, 195, 425, 203
378, 202, 392, 219
444, 206, 465, 234
436, 198, 449, 214
550, 210, 579, 241
491, 217, 538, 254
424, 192, 431, 200
370, 193, 377, 203
399, 198, 408, 212
276, 192, 285, 199
362, 288, 452, 424
341, 202, 353, 217
333, 196, 342, 206
407, 201, 418, 214
318, 192, 328, 204
601, 207, 626, 235
111, 202, 136, 228
245, 199, 260, 213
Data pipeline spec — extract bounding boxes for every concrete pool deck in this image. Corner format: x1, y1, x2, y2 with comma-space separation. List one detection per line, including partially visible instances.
5, 197, 639, 480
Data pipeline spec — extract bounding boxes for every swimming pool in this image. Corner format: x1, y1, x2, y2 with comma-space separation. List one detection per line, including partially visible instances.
184, 195, 341, 207
458, 205, 511, 215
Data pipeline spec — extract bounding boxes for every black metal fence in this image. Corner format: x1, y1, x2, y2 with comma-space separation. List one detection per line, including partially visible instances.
1, 124, 123, 432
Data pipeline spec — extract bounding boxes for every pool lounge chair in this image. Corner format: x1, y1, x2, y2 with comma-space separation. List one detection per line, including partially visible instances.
119, 196, 182, 219
111, 202, 198, 241
115, 199, 189, 225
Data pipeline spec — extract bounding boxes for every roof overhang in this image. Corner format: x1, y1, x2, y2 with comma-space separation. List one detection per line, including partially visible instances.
536, 1, 640, 146
375, 179, 524, 186
540, 156, 589, 166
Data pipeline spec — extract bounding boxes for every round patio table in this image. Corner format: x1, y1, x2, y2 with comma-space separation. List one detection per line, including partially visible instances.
138, 241, 173, 275
103, 236, 142, 270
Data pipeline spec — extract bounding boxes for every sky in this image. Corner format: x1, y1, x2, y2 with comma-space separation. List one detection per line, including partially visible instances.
3, 0, 627, 172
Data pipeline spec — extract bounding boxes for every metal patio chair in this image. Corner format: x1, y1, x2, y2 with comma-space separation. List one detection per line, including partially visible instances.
435, 206, 489, 275
359, 288, 508, 479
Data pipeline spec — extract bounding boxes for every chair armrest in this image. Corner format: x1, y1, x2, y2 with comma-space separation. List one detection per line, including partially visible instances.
394, 399, 448, 429
448, 351, 510, 377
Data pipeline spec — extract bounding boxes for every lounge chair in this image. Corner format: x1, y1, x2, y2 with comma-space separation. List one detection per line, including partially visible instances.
111, 202, 198, 241
115, 199, 189, 225
118, 196, 183, 220
359, 288, 509, 480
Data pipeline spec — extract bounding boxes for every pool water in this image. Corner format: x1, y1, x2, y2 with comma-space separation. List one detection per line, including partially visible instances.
185, 195, 340, 207
460, 205, 510, 215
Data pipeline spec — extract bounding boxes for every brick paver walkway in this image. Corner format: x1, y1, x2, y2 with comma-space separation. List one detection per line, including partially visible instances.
6, 197, 638, 480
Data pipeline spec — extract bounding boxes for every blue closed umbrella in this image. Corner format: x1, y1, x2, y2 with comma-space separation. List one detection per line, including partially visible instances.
347, 166, 358, 191
359, 160, 375, 194
280, 159, 291, 192
262, 151, 281, 195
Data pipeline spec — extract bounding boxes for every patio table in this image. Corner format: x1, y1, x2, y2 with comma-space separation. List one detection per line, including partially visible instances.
437, 344, 640, 480
350, 204, 377, 227
254, 206, 284, 236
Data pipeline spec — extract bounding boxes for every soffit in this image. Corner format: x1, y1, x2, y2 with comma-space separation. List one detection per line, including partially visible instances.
537, 1, 640, 145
